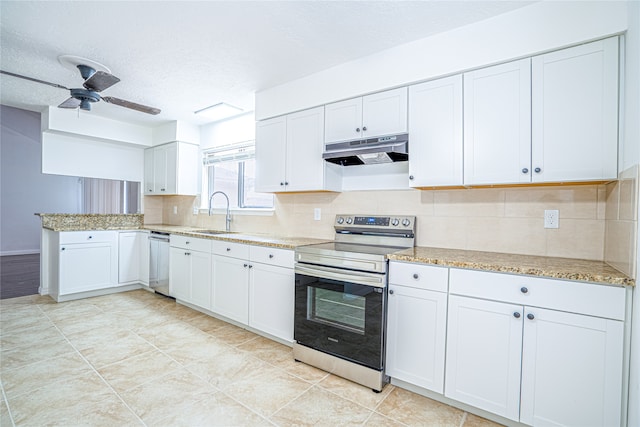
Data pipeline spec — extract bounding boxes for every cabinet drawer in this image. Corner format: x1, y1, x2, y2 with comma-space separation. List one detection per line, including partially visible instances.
250, 246, 294, 268
389, 262, 448, 293
212, 240, 250, 259
170, 235, 212, 253
59, 231, 116, 245
449, 268, 626, 320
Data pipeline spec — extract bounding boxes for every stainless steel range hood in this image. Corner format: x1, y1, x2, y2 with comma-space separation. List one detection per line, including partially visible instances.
323, 133, 408, 166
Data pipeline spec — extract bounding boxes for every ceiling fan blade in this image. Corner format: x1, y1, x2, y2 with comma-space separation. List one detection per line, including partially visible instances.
101, 96, 161, 115
83, 71, 120, 92
58, 97, 81, 109
1, 70, 69, 90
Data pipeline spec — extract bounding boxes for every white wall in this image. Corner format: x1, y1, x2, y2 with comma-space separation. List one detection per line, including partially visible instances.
0, 105, 81, 255
256, 1, 627, 120
199, 112, 256, 150
42, 132, 144, 182
626, 0, 640, 424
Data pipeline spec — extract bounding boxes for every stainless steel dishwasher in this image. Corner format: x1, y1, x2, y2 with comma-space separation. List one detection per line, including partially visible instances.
149, 231, 171, 297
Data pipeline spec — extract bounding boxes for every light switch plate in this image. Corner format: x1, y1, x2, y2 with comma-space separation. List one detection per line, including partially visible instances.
173, 206, 178, 215
314, 208, 321, 221
544, 210, 559, 228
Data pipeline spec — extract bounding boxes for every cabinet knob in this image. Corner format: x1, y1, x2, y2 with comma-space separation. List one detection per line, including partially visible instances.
226, 247, 231, 251
88, 235, 93, 239
269, 254, 274, 259
186, 241, 190, 245
280, 182, 284, 186
534, 167, 541, 173
248, 264, 253, 269
389, 289, 394, 295
412, 273, 419, 280
356, 127, 360, 133
244, 263, 248, 268
285, 182, 289, 186
148, 189, 153, 192
513, 312, 521, 318
409, 175, 414, 180
161, 188, 166, 191
522, 168, 529, 174
185, 252, 190, 256
527, 313, 535, 320
362, 126, 367, 131
520, 287, 528, 294
61, 247, 66, 251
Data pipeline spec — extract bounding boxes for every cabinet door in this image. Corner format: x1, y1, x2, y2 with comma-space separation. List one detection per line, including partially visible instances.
190, 250, 212, 311
144, 149, 155, 194
249, 263, 294, 342
118, 232, 140, 284
362, 87, 408, 138
408, 76, 463, 187
386, 285, 447, 393
163, 143, 178, 194
212, 255, 249, 324
324, 97, 363, 143
153, 145, 168, 194
286, 106, 325, 192
255, 116, 287, 192
520, 307, 624, 427
532, 37, 618, 183
445, 295, 523, 421
464, 59, 532, 185
59, 243, 115, 295
169, 247, 191, 301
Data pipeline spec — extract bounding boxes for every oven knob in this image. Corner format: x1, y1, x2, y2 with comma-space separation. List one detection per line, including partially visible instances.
336, 217, 344, 224
391, 218, 400, 226
402, 218, 411, 227
346, 217, 353, 224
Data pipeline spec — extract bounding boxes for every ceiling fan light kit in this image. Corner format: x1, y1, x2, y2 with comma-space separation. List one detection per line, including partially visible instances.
1, 55, 160, 115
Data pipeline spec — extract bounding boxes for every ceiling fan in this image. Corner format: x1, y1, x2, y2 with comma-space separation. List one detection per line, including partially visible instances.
0, 61, 161, 115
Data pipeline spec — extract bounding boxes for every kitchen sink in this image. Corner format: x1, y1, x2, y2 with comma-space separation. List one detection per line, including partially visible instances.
194, 230, 234, 235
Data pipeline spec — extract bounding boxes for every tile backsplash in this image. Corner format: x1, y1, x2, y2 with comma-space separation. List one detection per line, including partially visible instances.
147, 183, 616, 262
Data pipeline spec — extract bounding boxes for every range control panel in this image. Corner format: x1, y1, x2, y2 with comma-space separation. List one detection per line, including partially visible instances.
334, 214, 415, 230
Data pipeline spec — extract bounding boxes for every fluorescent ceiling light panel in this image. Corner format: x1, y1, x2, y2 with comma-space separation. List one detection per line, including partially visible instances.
194, 102, 244, 121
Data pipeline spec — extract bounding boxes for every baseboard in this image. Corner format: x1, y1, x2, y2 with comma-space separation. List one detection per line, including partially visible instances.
1, 250, 40, 256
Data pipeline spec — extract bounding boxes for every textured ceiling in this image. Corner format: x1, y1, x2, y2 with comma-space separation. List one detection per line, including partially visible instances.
0, 1, 534, 126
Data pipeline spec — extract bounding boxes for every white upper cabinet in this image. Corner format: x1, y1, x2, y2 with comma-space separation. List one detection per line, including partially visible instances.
463, 58, 532, 186
531, 37, 619, 183
408, 75, 463, 187
255, 106, 340, 193
255, 115, 287, 192
325, 87, 408, 143
144, 141, 198, 195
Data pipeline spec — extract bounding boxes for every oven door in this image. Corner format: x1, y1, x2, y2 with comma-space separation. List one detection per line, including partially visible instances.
294, 263, 387, 370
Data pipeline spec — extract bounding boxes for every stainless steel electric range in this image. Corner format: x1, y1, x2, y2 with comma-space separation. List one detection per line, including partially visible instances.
293, 214, 416, 391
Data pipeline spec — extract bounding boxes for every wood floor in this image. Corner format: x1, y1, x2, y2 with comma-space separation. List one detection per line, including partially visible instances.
0, 254, 40, 299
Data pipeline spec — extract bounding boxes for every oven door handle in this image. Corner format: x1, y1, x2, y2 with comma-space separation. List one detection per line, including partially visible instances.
295, 264, 386, 288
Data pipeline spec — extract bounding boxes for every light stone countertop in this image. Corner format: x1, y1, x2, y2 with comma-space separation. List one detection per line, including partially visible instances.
388, 246, 634, 287
36, 213, 144, 231
143, 225, 331, 249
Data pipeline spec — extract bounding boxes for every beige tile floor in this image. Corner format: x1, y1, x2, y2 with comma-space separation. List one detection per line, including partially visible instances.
0, 290, 503, 427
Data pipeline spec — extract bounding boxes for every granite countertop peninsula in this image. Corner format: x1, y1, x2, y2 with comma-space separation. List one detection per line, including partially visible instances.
36, 213, 144, 231
143, 224, 331, 249
388, 246, 634, 287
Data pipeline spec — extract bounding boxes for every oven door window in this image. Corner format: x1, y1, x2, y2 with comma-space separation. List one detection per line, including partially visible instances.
294, 272, 385, 370
308, 286, 366, 335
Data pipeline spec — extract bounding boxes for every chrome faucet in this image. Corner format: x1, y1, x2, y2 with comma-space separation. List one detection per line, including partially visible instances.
208, 191, 232, 232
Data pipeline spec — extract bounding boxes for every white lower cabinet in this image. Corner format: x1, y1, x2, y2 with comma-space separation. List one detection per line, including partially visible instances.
58, 231, 117, 296
386, 262, 448, 393
169, 236, 212, 310
211, 241, 295, 342
118, 231, 149, 285
445, 268, 626, 426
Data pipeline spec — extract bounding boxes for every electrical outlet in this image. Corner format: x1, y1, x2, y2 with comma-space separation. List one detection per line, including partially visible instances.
193, 207, 199, 215
544, 210, 559, 229
314, 208, 321, 221
173, 206, 178, 215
